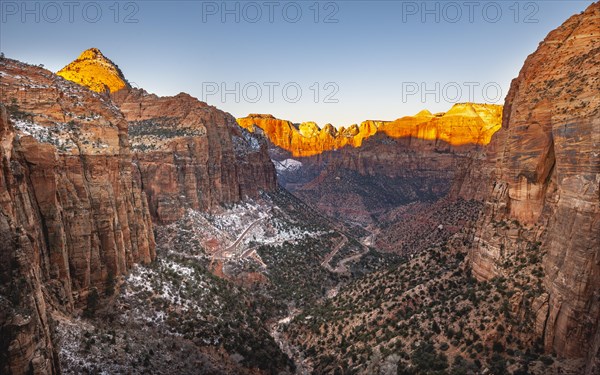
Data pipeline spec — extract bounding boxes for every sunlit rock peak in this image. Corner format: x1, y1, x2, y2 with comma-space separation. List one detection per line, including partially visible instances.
237, 103, 503, 157
57, 48, 129, 93
380, 103, 503, 146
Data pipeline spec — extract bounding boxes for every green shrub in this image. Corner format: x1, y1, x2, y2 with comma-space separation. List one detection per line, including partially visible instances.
83, 288, 100, 318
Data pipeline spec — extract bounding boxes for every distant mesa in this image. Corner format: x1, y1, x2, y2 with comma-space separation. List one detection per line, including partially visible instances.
57, 48, 129, 93
238, 103, 503, 157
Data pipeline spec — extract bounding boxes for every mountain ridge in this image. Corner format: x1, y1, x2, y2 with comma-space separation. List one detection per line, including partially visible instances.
238, 102, 502, 157
1, 49, 281, 374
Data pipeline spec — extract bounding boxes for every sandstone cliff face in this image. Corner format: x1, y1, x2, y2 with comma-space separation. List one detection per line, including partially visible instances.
237, 115, 386, 157
470, 2, 600, 371
239, 104, 501, 225
0, 57, 156, 373
378, 103, 502, 148
55, 48, 277, 225
286, 135, 478, 225
1, 48, 279, 373
0, 104, 59, 375
238, 103, 502, 158
111, 89, 277, 224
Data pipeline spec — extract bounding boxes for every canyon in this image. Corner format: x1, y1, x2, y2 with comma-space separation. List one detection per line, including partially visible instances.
0, 51, 280, 374
0, 2, 598, 374
238, 103, 502, 234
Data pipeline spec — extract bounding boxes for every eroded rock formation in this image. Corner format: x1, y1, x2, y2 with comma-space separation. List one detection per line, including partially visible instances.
0, 45, 282, 374
0, 57, 155, 374
57, 48, 129, 93
238, 103, 502, 158
0, 103, 59, 375
470, 2, 600, 371
112, 89, 277, 224
238, 104, 502, 225
54, 47, 278, 225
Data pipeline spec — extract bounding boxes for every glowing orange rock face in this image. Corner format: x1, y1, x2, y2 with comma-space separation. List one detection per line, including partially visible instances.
237, 103, 502, 157
380, 103, 503, 147
57, 48, 128, 93
237, 115, 386, 157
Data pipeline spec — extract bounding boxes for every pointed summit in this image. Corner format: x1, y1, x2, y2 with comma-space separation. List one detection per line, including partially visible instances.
414, 109, 433, 118
57, 48, 129, 93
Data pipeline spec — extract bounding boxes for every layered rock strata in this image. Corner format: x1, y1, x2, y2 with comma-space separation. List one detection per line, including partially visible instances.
238, 104, 502, 225
111, 89, 277, 224
470, 2, 600, 371
0, 57, 156, 374
238, 103, 502, 158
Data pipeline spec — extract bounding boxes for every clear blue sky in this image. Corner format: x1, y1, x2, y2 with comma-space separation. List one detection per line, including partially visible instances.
1, 1, 595, 125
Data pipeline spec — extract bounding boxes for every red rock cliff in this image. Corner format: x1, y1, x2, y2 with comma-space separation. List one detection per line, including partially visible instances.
238, 103, 502, 158
111, 89, 278, 224
1, 46, 280, 373
239, 104, 501, 225
470, 2, 600, 371
0, 58, 155, 373
56, 48, 278, 225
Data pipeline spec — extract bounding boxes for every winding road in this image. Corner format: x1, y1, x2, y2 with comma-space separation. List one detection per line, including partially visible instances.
321, 231, 376, 274
209, 217, 267, 268
320, 233, 348, 268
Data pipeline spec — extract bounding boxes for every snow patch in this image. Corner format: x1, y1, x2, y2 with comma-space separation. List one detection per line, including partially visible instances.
275, 159, 303, 173
232, 129, 262, 157
12, 119, 76, 151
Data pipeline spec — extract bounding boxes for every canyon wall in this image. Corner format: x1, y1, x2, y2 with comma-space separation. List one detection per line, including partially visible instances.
285, 135, 480, 225
239, 104, 502, 225
238, 103, 502, 157
57, 49, 277, 225
0, 104, 59, 375
0, 58, 156, 374
1, 48, 279, 373
470, 2, 600, 371
0, 49, 280, 373
112, 89, 277, 224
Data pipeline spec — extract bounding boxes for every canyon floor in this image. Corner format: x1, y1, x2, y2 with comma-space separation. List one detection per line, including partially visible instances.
52, 189, 402, 375
50, 191, 581, 375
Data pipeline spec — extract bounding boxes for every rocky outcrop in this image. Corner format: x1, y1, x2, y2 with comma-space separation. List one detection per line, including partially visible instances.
54, 48, 278, 224
0, 57, 155, 373
57, 48, 129, 93
1, 47, 279, 374
111, 89, 277, 224
238, 103, 502, 158
470, 2, 600, 371
238, 115, 386, 157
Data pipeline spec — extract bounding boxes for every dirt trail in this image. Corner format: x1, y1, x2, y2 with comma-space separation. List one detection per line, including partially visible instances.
331, 248, 370, 273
